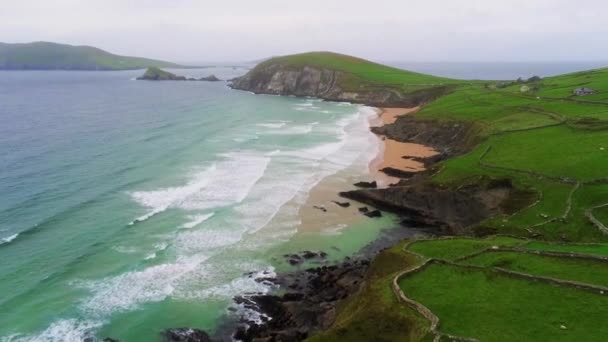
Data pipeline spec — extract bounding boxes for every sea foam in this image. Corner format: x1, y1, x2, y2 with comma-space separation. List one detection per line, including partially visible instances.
0, 233, 19, 245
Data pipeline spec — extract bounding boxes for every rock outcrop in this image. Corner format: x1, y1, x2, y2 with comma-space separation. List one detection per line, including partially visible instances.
161, 328, 212, 342
137, 67, 187, 81
137, 68, 223, 82
199, 74, 221, 82
229, 63, 451, 107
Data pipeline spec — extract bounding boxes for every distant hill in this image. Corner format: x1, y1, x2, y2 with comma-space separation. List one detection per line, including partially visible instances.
0, 42, 183, 70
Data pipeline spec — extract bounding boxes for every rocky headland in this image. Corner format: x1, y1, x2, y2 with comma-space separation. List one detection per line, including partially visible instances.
229, 53, 452, 107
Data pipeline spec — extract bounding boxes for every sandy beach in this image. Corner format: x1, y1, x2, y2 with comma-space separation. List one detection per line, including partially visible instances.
373, 107, 439, 174
292, 106, 439, 235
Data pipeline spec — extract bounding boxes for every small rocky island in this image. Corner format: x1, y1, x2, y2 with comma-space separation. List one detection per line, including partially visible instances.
137, 67, 222, 82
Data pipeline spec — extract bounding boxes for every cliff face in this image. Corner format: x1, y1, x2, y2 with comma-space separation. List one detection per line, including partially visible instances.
230, 64, 451, 107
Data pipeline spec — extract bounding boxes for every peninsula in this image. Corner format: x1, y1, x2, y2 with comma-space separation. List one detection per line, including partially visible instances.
0, 41, 183, 70
225, 51, 608, 342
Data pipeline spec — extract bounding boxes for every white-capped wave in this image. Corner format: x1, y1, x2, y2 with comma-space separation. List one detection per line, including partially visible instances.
0, 233, 19, 245
187, 267, 276, 301
180, 213, 215, 229
79, 255, 209, 315
143, 242, 169, 260
256, 122, 288, 129
128, 152, 270, 222
4, 319, 102, 342
112, 245, 138, 254
261, 124, 313, 135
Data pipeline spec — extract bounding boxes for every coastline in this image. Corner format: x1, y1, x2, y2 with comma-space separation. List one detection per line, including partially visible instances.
214, 105, 446, 342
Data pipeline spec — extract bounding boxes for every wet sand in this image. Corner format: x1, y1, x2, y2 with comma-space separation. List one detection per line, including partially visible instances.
378, 107, 419, 125
374, 107, 439, 173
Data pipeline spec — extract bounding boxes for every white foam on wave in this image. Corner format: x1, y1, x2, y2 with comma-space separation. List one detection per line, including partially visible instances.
111, 245, 138, 254
78, 254, 209, 315
186, 266, 276, 301
0, 233, 18, 245
29, 103, 380, 338
260, 124, 314, 135
256, 122, 288, 129
180, 212, 215, 229
128, 152, 270, 222
232, 134, 259, 143
144, 242, 170, 260
3, 319, 102, 342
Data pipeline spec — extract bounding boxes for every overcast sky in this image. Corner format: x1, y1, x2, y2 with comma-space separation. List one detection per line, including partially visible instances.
1, 0, 607, 64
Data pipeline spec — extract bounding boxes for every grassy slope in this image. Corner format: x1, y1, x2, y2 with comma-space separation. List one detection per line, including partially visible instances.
400, 262, 608, 342
422, 69, 608, 241
464, 251, 608, 287
407, 236, 524, 260
399, 237, 608, 341
307, 242, 431, 342
0, 42, 182, 70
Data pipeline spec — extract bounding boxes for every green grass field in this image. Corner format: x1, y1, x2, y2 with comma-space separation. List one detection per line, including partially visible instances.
525, 241, 608, 256
399, 262, 608, 342
418, 72, 608, 241
463, 251, 608, 287
407, 237, 524, 260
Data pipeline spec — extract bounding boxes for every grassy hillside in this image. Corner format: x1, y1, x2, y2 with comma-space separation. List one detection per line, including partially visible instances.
0, 42, 182, 70
310, 236, 608, 341
297, 56, 608, 341
417, 68, 608, 242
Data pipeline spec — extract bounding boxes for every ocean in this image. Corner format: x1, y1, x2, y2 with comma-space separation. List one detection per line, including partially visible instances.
0, 68, 396, 341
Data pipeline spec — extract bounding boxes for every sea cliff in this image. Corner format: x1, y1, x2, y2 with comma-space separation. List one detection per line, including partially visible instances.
230, 52, 452, 107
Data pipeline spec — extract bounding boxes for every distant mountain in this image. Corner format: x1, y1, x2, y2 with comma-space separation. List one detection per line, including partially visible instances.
0, 42, 183, 70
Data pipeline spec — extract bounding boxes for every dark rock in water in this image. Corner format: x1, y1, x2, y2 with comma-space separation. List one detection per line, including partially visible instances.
285, 251, 328, 265
302, 251, 317, 259
364, 210, 382, 218
103, 339, 119, 342
358, 207, 369, 213
353, 181, 377, 188
200, 74, 221, 82
331, 200, 350, 208
137, 67, 187, 81
161, 328, 212, 342
313, 205, 327, 212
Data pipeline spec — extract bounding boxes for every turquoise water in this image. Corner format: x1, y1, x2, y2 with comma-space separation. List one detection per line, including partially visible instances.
0, 68, 397, 341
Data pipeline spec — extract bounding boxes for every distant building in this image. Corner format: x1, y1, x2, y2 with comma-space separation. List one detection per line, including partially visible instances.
573, 87, 598, 96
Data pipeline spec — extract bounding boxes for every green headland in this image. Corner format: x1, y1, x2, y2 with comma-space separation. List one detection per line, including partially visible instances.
0, 41, 183, 70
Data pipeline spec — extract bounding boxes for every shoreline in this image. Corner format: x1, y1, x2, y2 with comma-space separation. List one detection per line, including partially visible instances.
212, 105, 448, 342
372, 107, 440, 178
